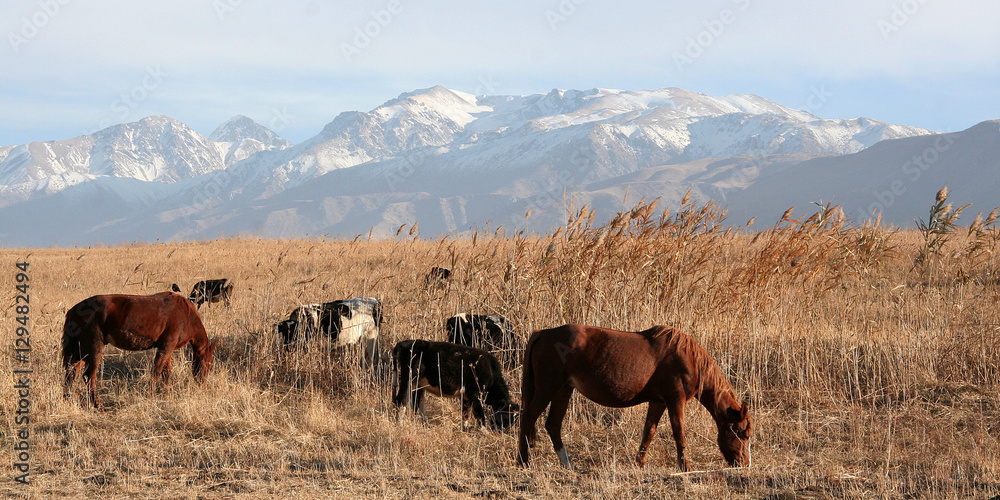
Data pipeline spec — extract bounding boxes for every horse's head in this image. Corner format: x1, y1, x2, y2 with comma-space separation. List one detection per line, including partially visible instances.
193, 339, 217, 382
717, 399, 753, 467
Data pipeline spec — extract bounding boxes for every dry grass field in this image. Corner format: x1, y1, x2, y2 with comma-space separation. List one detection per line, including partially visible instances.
2, 194, 999, 499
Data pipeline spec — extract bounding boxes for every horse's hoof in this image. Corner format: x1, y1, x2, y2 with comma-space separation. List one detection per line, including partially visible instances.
556, 447, 575, 470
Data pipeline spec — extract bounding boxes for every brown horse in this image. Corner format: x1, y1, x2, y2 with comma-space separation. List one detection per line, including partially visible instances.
517, 324, 752, 471
63, 292, 217, 408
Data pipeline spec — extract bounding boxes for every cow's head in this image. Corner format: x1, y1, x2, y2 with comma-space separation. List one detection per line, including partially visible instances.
490, 402, 519, 431
277, 320, 298, 347
335, 303, 352, 320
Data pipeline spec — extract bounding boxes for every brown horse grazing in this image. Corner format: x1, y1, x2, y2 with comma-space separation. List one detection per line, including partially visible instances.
517, 324, 752, 471
63, 292, 217, 408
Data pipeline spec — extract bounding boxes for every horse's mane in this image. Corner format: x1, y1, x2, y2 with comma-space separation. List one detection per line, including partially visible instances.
637, 326, 739, 418
638, 325, 674, 339
687, 335, 738, 415
648, 327, 737, 412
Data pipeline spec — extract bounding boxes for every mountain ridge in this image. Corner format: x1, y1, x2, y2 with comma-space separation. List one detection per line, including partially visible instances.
4, 85, 991, 248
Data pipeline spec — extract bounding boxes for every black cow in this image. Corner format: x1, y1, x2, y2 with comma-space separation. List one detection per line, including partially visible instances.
171, 279, 233, 309
425, 266, 451, 287
392, 339, 518, 431
445, 313, 516, 366
278, 297, 383, 364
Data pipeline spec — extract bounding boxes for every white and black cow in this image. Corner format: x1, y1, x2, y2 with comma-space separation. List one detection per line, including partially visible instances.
278, 297, 382, 364
392, 339, 518, 431
171, 279, 233, 309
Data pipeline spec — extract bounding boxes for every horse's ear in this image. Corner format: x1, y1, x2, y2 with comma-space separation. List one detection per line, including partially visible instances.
741, 400, 751, 418
209, 339, 218, 354
171, 283, 181, 293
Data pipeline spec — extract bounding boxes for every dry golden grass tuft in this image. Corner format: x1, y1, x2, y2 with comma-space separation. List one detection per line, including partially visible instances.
2, 196, 1000, 498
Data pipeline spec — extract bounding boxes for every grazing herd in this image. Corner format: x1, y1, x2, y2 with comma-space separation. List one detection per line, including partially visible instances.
61, 266, 754, 471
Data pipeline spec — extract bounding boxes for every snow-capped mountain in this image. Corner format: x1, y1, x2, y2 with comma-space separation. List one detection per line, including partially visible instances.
3, 85, 985, 248
199, 85, 932, 204
0, 115, 288, 207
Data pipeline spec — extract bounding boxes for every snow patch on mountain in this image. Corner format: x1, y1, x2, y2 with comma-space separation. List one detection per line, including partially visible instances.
209, 114, 291, 165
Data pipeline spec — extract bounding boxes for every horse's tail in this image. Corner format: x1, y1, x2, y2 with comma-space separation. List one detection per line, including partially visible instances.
516, 330, 545, 464
520, 331, 540, 413
62, 300, 97, 367
62, 311, 82, 367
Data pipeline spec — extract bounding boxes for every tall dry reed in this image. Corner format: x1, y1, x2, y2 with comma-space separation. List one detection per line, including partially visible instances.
1, 190, 998, 498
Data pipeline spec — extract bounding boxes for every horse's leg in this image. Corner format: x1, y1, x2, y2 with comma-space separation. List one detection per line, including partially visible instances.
636, 402, 667, 467
666, 397, 690, 472
362, 335, 378, 370
63, 337, 84, 400
517, 382, 557, 466
84, 344, 104, 409
545, 386, 575, 470
152, 347, 175, 391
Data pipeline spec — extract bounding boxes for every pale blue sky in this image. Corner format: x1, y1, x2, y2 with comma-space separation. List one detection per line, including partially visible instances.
2, 0, 997, 145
